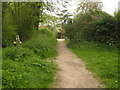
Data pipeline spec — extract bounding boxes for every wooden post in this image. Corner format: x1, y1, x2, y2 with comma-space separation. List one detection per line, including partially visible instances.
16, 35, 21, 53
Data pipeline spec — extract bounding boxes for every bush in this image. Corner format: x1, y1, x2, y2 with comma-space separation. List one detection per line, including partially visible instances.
64, 10, 119, 46
23, 29, 57, 59
3, 47, 36, 61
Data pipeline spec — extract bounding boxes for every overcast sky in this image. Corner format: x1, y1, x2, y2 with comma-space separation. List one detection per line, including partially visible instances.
67, 0, 120, 15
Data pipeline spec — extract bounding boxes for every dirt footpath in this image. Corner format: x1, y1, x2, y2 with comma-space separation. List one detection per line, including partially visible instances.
54, 39, 103, 88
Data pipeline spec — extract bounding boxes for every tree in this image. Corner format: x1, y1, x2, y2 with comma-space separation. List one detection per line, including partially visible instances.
76, 0, 103, 13
2, 2, 48, 42
64, 8, 119, 46
2, 2, 16, 47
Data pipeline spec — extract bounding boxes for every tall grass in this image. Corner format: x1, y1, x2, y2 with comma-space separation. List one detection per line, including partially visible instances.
2, 29, 58, 88
23, 29, 57, 59
67, 41, 118, 88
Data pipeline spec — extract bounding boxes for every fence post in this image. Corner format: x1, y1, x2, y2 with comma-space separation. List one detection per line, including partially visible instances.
16, 35, 21, 53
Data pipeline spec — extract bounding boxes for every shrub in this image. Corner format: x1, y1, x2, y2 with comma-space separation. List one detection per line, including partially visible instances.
23, 29, 57, 59
64, 10, 118, 46
2, 47, 36, 61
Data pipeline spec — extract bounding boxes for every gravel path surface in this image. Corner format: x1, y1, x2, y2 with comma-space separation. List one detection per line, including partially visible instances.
54, 39, 103, 88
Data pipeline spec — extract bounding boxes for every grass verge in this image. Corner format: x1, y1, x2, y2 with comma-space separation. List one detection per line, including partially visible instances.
67, 41, 118, 88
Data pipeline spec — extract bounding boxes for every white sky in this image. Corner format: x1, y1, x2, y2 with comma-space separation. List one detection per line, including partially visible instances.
67, 0, 120, 15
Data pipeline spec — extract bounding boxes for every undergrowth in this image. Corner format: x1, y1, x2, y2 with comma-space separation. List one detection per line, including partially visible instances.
2, 29, 58, 88
22, 29, 57, 59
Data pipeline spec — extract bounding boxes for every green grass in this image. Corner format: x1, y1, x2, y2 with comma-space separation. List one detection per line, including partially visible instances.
22, 29, 57, 59
2, 29, 58, 88
67, 41, 118, 88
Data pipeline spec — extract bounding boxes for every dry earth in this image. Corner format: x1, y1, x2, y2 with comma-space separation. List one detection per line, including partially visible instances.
54, 39, 104, 88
